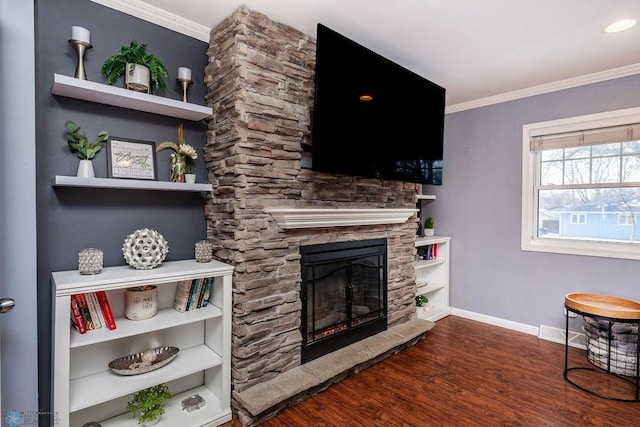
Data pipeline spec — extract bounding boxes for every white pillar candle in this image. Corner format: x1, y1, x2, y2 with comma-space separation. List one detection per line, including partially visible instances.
71, 26, 90, 44
178, 67, 192, 81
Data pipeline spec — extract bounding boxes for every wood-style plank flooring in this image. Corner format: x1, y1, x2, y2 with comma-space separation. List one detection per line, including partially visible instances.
225, 315, 640, 426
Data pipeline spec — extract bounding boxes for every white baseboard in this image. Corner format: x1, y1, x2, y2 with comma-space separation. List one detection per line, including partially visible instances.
450, 307, 586, 349
450, 308, 539, 336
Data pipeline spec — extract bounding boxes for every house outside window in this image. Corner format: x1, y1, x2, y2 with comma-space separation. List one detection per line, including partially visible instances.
522, 106, 640, 260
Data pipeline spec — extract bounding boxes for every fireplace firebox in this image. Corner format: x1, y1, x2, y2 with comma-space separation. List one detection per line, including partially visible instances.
300, 238, 388, 363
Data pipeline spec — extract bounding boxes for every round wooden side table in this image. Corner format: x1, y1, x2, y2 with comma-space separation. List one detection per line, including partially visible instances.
564, 293, 640, 402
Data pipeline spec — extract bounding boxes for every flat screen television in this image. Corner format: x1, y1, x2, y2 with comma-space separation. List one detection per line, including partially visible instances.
310, 24, 445, 185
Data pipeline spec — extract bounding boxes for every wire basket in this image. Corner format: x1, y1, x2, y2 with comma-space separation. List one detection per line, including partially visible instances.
582, 316, 639, 377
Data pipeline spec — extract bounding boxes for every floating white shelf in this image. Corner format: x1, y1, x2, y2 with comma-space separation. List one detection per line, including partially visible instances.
416, 194, 436, 201
51, 74, 212, 121
53, 176, 212, 193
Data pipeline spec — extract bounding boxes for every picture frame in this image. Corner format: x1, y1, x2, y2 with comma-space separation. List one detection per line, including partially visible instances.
107, 137, 158, 180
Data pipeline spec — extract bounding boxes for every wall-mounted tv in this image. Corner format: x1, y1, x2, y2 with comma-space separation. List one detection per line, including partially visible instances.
310, 24, 445, 185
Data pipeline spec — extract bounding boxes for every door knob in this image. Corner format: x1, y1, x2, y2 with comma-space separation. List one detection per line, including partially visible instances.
0, 298, 15, 313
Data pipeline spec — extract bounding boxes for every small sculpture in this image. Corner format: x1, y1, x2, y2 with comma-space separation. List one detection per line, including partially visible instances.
122, 228, 168, 270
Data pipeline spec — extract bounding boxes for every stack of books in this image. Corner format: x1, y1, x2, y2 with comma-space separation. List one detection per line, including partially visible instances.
174, 277, 213, 312
70, 291, 116, 334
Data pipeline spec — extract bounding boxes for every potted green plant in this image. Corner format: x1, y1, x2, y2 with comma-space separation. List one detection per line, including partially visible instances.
423, 216, 435, 237
65, 120, 109, 178
101, 40, 169, 95
415, 294, 429, 316
126, 383, 173, 426
415, 295, 429, 307
184, 165, 196, 184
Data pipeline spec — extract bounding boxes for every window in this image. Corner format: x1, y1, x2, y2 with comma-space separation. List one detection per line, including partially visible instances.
618, 214, 636, 226
570, 214, 586, 225
522, 106, 640, 260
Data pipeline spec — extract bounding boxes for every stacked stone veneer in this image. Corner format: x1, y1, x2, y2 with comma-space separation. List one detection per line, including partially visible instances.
205, 5, 420, 419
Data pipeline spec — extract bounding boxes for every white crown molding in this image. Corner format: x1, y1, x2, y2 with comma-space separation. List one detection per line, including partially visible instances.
264, 208, 418, 229
92, 1, 640, 114
446, 63, 640, 114
90, 0, 211, 42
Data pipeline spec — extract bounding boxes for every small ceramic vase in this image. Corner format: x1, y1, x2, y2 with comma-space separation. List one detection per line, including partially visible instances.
77, 159, 95, 178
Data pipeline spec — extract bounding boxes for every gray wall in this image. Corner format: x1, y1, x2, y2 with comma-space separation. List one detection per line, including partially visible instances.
35, 0, 210, 419
424, 74, 640, 331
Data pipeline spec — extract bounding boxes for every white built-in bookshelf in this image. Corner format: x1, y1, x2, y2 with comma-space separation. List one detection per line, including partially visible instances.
415, 236, 451, 321
51, 259, 233, 427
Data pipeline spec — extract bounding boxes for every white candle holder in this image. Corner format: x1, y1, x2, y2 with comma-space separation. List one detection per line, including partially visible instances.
177, 77, 193, 103
195, 240, 213, 263
69, 38, 92, 80
78, 248, 103, 275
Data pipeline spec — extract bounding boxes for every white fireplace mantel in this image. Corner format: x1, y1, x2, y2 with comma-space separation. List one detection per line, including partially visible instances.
264, 208, 418, 229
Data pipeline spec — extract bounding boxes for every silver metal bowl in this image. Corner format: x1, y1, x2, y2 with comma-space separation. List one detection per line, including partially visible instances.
108, 346, 179, 375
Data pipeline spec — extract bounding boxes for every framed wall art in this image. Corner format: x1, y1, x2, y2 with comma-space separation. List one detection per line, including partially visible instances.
107, 137, 158, 180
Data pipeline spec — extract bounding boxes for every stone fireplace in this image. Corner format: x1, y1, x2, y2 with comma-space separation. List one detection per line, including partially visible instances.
204, 6, 429, 425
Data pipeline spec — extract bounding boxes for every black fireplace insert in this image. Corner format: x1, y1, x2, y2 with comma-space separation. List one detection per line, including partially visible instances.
300, 238, 387, 363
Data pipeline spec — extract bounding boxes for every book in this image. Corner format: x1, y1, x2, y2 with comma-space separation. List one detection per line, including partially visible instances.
70, 295, 86, 334
196, 277, 210, 308
95, 290, 117, 330
85, 292, 102, 329
75, 293, 94, 330
187, 278, 203, 311
88, 292, 105, 329
200, 277, 213, 308
174, 279, 195, 312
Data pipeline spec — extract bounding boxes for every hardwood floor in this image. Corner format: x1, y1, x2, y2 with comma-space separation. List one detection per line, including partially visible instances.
224, 315, 640, 426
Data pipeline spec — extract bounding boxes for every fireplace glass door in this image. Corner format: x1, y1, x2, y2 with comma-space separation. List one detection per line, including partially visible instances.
300, 238, 387, 363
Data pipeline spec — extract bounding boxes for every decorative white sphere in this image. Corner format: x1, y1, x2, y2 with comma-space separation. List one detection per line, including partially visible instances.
122, 228, 169, 270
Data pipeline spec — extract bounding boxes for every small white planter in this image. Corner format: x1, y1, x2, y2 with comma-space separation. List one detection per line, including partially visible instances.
76, 159, 95, 178
185, 173, 196, 184
126, 63, 150, 93
423, 228, 435, 237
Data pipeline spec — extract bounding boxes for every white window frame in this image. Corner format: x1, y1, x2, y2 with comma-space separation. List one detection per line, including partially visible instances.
570, 214, 586, 225
522, 106, 640, 260
618, 213, 635, 226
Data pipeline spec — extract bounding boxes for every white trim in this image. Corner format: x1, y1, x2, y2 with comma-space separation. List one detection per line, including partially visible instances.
446, 63, 640, 114
450, 308, 540, 336
92, 1, 640, 113
90, 0, 211, 42
450, 310, 586, 350
264, 208, 417, 229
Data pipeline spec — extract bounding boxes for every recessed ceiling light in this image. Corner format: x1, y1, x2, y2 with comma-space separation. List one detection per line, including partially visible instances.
603, 18, 637, 33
